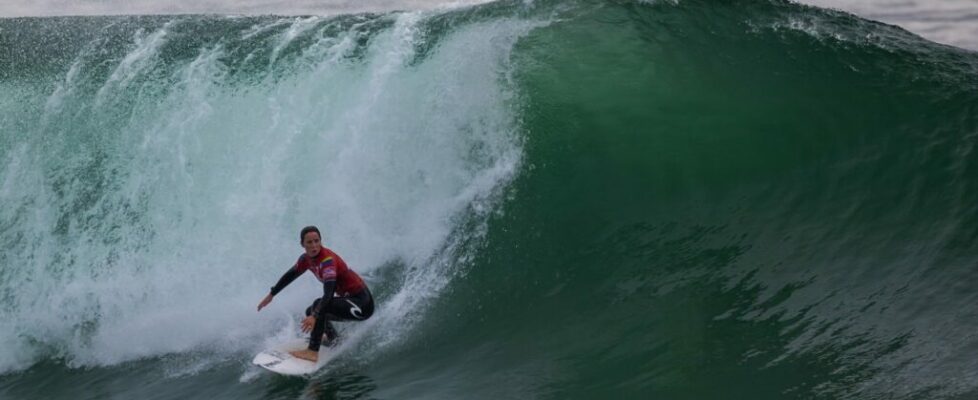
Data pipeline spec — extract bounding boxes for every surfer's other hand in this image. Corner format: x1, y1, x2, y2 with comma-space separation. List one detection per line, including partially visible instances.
257, 294, 273, 311
301, 316, 315, 333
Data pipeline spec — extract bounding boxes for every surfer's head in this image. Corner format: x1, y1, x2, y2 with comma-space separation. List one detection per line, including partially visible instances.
300, 225, 322, 256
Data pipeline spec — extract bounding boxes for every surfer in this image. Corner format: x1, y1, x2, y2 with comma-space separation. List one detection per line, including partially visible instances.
257, 226, 374, 362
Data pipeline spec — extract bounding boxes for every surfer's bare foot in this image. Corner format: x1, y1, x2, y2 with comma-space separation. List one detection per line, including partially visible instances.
290, 349, 319, 362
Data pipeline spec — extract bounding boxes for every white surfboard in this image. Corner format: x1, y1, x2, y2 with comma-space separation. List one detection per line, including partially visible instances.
252, 337, 319, 376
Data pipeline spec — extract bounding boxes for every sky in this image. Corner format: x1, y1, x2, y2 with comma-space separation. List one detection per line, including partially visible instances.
0, 0, 975, 51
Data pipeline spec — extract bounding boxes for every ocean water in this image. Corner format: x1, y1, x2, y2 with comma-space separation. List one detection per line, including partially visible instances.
1, 0, 977, 398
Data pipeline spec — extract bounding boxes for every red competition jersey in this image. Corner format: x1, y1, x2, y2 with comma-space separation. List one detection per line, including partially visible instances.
295, 247, 366, 296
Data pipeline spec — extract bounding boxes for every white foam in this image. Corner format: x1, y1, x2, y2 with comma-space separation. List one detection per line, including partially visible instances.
0, 9, 542, 374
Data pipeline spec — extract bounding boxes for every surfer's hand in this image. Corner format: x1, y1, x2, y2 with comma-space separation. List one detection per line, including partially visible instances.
257, 294, 273, 311
301, 316, 316, 333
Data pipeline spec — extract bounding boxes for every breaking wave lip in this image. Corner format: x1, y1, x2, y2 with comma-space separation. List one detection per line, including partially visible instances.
0, 3, 547, 375
0, 0, 496, 18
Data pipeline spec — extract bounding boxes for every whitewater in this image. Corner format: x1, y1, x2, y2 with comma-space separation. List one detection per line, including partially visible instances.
2, 3, 532, 376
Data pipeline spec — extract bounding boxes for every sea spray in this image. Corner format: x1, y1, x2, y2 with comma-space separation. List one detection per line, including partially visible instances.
0, 7, 535, 374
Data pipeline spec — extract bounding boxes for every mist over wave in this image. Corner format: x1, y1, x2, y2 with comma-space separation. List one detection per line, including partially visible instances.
798, 0, 978, 50
0, 7, 535, 375
4, 0, 978, 51
800, 0, 978, 50
0, 0, 492, 18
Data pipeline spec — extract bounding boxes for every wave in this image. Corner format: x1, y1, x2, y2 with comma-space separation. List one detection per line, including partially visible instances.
2, 1, 978, 398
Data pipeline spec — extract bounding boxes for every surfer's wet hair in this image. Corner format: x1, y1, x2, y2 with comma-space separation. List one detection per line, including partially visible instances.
300, 226, 321, 243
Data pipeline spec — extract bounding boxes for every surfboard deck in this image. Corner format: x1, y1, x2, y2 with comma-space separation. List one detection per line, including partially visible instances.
252, 337, 319, 376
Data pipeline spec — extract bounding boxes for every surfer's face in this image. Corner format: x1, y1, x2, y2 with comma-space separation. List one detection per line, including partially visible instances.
302, 232, 322, 256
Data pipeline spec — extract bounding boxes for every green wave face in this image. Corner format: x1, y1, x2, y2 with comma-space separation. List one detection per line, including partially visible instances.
2, 1, 978, 399
417, 1, 978, 398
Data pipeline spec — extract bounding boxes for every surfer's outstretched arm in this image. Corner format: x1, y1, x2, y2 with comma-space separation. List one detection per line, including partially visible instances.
257, 265, 303, 311
271, 266, 302, 295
